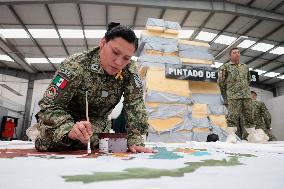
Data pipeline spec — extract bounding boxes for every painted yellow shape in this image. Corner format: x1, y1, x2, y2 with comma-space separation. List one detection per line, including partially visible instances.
148, 117, 183, 131
192, 128, 210, 132
181, 57, 212, 65
176, 148, 196, 154
146, 68, 191, 97
189, 81, 220, 94
112, 153, 129, 158
209, 115, 228, 128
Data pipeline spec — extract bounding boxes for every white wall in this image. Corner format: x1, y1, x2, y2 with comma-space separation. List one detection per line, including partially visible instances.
0, 74, 28, 139
276, 85, 284, 96
265, 95, 284, 140
0, 74, 28, 107
29, 79, 51, 127
250, 87, 274, 101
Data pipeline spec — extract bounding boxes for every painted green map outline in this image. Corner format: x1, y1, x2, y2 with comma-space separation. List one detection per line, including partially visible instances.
62, 156, 242, 183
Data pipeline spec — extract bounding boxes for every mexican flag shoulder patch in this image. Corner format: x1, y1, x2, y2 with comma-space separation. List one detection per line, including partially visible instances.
52, 74, 68, 89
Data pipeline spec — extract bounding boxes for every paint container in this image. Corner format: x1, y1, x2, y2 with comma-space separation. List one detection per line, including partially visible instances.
98, 133, 127, 153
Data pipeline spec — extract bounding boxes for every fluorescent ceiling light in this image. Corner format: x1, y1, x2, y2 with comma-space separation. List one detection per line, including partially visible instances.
0, 54, 14, 62
178, 30, 194, 38
277, 75, 284, 80
28, 29, 59, 38
270, 46, 284, 55
211, 62, 223, 68
25, 58, 48, 64
195, 31, 217, 42
59, 29, 84, 38
0, 29, 29, 38
84, 30, 106, 38
254, 69, 266, 75
264, 72, 280, 78
251, 42, 274, 52
49, 58, 65, 63
237, 40, 256, 48
214, 35, 237, 45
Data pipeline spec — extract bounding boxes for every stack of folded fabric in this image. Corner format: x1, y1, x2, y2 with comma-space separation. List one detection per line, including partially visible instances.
137, 18, 228, 142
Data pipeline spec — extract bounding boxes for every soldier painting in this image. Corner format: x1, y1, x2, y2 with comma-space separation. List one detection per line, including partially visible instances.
35, 23, 154, 153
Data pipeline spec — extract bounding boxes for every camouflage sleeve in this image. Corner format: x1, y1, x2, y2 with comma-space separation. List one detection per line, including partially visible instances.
123, 63, 148, 147
37, 55, 84, 145
260, 102, 271, 129
247, 67, 251, 84
217, 65, 227, 90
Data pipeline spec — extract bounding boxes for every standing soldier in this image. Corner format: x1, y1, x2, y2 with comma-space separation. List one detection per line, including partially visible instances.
217, 47, 255, 142
35, 23, 154, 153
251, 91, 277, 141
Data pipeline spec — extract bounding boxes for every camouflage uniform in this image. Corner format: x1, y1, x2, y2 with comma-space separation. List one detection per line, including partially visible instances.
217, 61, 254, 139
35, 47, 148, 151
218, 63, 228, 107
252, 100, 277, 141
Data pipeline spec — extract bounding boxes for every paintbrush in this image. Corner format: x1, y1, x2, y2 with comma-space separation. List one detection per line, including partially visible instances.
86, 91, 91, 155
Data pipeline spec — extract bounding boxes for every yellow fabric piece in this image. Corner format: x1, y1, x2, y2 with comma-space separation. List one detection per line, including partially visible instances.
192, 128, 209, 132
189, 81, 220, 94
163, 52, 178, 56
145, 49, 163, 56
146, 68, 191, 97
115, 70, 123, 80
181, 57, 212, 65
138, 66, 148, 80
146, 102, 159, 107
209, 115, 227, 128
144, 50, 177, 57
164, 29, 179, 35
192, 104, 208, 118
148, 117, 183, 131
146, 26, 164, 32
142, 30, 178, 39
178, 39, 210, 47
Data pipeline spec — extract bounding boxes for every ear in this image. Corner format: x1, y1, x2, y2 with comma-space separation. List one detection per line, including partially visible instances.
99, 37, 106, 48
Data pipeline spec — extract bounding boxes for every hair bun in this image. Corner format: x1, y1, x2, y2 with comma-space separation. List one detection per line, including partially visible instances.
107, 22, 120, 32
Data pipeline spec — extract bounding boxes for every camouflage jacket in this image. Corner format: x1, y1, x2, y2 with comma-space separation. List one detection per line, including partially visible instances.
35, 47, 148, 151
217, 61, 251, 100
252, 100, 271, 129
217, 63, 228, 105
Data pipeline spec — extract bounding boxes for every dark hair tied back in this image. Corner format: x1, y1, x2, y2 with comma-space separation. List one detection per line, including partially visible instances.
104, 22, 138, 51
107, 22, 120, 32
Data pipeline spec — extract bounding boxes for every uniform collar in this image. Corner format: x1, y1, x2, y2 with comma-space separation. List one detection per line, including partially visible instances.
87, 47, 131, 77
229, 61, 242, 65
87, 47, 105, 75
